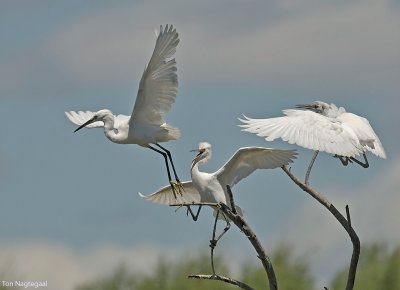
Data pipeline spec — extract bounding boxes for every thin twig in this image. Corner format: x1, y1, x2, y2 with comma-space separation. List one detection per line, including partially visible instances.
188, 274, 254, 290
282, 165, 360, 290
227, 187, 238, 215
210, 210, 220, 275
346, 205, 351, 228
226, 185, 278, 290
170, 192, 278, 290
305, 150, 319, 185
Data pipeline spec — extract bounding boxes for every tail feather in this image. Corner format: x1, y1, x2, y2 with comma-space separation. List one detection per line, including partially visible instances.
164, 124, 180, 140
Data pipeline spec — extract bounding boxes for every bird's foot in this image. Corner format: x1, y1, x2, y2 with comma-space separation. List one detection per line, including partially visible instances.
170, 181, 184, 198
333, 154, 352, 166
172, 180, 185, 195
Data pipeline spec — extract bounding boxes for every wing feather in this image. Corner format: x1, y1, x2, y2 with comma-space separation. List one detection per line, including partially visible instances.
130, 25, 179, 126
216, 147, 297, 188
65, 111, 129, 130
65, 111, 103, 128
239, 110, 362, 157
139, 181, 201, 205
338, 113, 386, 158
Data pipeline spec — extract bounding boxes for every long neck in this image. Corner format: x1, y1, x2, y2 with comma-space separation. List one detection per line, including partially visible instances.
191, 161, 206, 184
102, 115, 125, 143
191, 161, 200, 178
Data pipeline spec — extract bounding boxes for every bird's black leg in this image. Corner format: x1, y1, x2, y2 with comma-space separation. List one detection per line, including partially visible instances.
148, 145, 178, 198
155, 143, 181, 182
155, 144, 184, 194
185, 205, 202, 221
334, 154, 352, 166
349, 153, 369, 168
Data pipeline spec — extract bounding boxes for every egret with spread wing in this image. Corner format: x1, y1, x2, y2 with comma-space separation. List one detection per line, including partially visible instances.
239, 101, 386, 168
140, 142, 296, 275
65, 25, 183, 195
140, 142, 297, 219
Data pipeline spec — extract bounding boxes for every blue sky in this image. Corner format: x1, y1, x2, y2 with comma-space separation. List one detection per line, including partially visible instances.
1, 1, 399, 289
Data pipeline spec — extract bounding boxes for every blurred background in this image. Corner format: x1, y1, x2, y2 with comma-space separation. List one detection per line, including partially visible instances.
0, 0, 399, 289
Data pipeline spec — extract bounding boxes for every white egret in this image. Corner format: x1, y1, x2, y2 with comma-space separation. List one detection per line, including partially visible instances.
239, 101, 386, 168
65, 25, 183, 195
141, 142, 296, 274
139, 142, 297, 219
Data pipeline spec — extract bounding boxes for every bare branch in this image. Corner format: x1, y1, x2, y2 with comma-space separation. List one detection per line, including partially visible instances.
226, 185, 238, 215
225, 185, 278, 290
282, 165, 360, 290
346, 205, 351, 228
171, 189, 278, 290
188, 274, 254, 290
305, 150, 319, 185
209, 210, 230, 276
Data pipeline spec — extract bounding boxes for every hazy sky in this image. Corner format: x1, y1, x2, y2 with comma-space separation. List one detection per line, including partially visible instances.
1, 1, 399, 289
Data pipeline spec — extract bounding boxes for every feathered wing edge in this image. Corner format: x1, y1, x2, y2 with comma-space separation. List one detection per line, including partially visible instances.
65, 111, 104, 128
130, 25, 179, 126
216, 146, 297, 188
239, 114, 362, 157
138, 181, 201, 205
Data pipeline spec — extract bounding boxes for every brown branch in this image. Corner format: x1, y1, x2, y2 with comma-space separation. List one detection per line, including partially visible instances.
188, 274, 254, 290
225, 185, 278, 290
346, 205, 351, 228
170, 191, 278, 290
282, 165, 360, 290
305, 150, 319, 185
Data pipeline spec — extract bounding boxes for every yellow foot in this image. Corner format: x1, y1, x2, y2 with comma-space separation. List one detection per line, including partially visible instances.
170, 180, 184, 198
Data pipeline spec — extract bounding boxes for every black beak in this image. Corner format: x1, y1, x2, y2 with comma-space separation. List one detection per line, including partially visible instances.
74, 118, 95, 133
295, 104, 314, 110
190, 149, 203, 158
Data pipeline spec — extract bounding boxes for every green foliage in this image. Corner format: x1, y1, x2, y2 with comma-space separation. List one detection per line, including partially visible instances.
330, 244, 400, 290
76, 243, 400, 290
76, 264, 138, 290
76, 246, 316, 290
241, 245, 315, 290
76, 254, 233, 290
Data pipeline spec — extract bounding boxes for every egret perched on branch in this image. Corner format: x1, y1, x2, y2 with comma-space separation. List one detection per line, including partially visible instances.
139, 142, 297, 220
65, 25, 183, 196
239, 101, 386, 168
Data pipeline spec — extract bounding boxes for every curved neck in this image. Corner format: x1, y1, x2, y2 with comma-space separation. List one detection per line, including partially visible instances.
102, 115, 125, 143
191, 161, 202, 179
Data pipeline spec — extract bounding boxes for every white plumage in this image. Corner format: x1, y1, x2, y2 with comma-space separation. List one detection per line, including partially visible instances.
239, 101, 386, 163
140, 142, 297, 217
65, 25, 183, 193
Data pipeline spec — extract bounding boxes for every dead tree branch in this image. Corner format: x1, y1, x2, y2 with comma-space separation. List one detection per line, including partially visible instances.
170, 187, 278, 290
282, 165, 360, 290
305, 150, 319, 185
225, 185, 278, 290
188, 274, 254, 290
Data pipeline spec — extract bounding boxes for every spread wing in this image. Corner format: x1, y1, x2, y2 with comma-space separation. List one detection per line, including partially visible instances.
130, 25, 179, 126
216, 147, 297, 188
239, 110, 362, 157
338, 113, 386, 159
139, 181, 201, 205
65, 111, 129, 129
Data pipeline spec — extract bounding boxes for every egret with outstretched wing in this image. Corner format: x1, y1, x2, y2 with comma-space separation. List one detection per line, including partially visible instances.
65, 25, 183, 195
240, 101, 386, 168
140, 142, 297, 219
